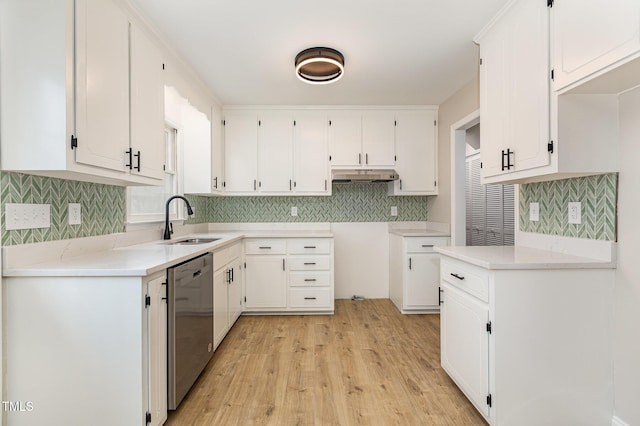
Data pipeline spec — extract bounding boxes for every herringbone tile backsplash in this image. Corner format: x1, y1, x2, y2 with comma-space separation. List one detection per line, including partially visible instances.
519, 173, 617, 241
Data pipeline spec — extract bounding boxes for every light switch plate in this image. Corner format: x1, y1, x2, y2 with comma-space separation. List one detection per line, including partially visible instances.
391, 206, 398, 216
529, 202, 540, 221
5, 203, 51, 230
69, 203, 81, 225
291, 206, 298, 217
568, 202, 582, 224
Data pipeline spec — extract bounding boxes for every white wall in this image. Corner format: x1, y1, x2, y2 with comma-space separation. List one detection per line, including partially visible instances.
613, 87, 640, 425
331, 223, 390, 299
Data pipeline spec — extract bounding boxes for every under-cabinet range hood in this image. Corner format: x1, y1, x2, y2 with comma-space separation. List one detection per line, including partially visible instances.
331, 169, 399, 183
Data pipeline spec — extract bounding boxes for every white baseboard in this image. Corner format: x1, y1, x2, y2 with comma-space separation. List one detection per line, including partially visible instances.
612, 415, 630, 426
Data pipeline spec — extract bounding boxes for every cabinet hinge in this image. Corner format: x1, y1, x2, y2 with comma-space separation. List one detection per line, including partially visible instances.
394, 155, 397, 161
480, 162, 483, 169
244, 262, 246, 268
162, 63, 165, 70
486, 321, 492, 334
548, 140, 554, 153
329, 120, 332, 126
329, 155, 332, 161
434, 120, 437, 126
222, 120, 226, 126
547, 0, 554, 7
293, 120, 296, 126
479, 58, 483, 65
146, 411, 152, 424
244, 296, 247, 303
434, 180, 437, 187
145, 295, 151, 308
487, 394, 493, 407
551, 68, 555, 81
394, 120, 397, 126
70, 135, 78, 150
258, 120, 261, 126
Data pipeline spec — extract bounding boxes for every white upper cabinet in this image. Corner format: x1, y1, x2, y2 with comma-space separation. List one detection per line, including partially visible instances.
224, 112, 258, 193
361, 111, 396, 167
0, 0, 166, 185
476, 0, 550, 183
258, 112, 294, 193
211, 105, 224, 193
129, 24, 165, 181
328, 110, 395, 168
293, 112, 330, 194
390, 110, 438, 195
551, 0, 640, 91
328, 111, 362, 167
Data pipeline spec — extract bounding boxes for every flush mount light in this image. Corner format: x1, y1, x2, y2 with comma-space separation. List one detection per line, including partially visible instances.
295, 47, 345, 85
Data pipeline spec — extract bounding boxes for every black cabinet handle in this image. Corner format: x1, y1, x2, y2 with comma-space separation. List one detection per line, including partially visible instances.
304, 262, 316, 265
325, 180, 327, 191
259, 246, 272, 249
213, 177, 218, 189
134, 150, 141, 171
283, 258, 285, 270
230, 267, 234, 283
125, 148, 133, 170
400, 179, 403, 190
501, 148, 514, 171
226, 269, 231, 284
303, 246, 316, 249
409, 258, 412, 270
304, 297, 317, 300
254, 179, 257, 191
450, 273, 465, 280
422, 244, 434, 248
439, 287, 444, 305
358, 153, 362, 164
366, 153, 369, 164
304, 278, 317, 282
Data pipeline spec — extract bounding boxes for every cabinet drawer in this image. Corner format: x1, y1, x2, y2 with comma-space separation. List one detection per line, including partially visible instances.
288, 256, 331, 271
440, 259, 489, 303
213, 242, 242, 267
288, 288, 332, 308
405, 237, 449, 253
289, 271, 331, 287
245, 239, 287, 255
288, 239, 331, 255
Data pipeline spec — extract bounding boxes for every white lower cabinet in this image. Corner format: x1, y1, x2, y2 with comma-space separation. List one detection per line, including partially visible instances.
4, 272, 169, 426
439, 255, 615, 425
244, 237, 334, 313
389, 235, 449, 313
213, 241, 243, 349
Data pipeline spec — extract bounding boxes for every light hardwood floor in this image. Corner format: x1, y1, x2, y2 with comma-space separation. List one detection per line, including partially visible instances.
166, 299, 487, 425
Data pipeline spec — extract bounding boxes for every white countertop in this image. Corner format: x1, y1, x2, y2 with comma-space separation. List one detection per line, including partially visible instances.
435, 245, 616, 270
3, 230, 333, 278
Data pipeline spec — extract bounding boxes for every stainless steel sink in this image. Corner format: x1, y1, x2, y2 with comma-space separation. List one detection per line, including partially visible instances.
165, 237, 221, 245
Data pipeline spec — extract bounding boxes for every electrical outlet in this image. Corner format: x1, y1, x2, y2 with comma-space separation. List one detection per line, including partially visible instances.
391, 206, 398, 216
69, 203, 81, 225
291, 206, 298, 217
568, 202, 581, 224
529, 202, 539, 221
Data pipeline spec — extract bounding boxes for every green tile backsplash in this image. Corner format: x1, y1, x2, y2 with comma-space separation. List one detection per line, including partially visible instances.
519, 173, 617, 241
1, 172, 126, 246
1, 174, 427, 246
207, 182, 428, 223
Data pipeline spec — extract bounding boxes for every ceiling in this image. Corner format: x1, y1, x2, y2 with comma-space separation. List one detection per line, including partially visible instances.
129, 0, 509, 106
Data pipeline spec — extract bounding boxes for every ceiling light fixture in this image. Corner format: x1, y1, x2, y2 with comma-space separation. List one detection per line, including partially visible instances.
295, 47, 344, 85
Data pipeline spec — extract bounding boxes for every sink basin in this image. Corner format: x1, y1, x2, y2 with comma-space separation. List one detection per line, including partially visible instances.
165, 237, 221, 245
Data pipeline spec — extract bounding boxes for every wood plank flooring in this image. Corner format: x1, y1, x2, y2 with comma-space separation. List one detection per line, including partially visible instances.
166, 299, 487, 425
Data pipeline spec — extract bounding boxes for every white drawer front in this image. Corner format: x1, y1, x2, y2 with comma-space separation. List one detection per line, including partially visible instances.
288, 239, 332, 255
245, 239, 287, 255
289, 271, 331, 287
406, 237, 449, 253
289, 288, 332, 308
440, 258, 489, 303
288, 256, 331, 271
214, 242, 242, 267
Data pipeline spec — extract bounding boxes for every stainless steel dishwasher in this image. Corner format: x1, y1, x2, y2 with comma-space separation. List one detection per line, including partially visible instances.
167, 252, 214, 410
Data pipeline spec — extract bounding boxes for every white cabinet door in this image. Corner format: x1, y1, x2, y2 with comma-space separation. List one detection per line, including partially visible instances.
393, 111, 437, 194
479, 0, 550, 180
224, 112, 258, 193
258, 113, 293, 193
182, 105, 213, 194
213, 266, 230, 349
440, 282, 490, 418
244, 256, 287, 309
362, 111, 395, 167
211, 106, 224, 193
293, 112, 329, 194
552, 0, 640, 90
228, 257, 243, 326
147, 275, 168, 426
328, 112, 362, 167
129, 24, 164, 181
75, 0, 129, 173
406, 253, 440, 308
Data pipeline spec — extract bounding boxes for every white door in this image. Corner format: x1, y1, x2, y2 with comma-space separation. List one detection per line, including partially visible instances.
440, 282, 490, 418
394, 111, 437, 193
147, 276, 167, 426
244, 256, 287, 309
405, 253, 440, 308
258, 113, 293, 193
293, 112, 329, 194
75, 0, 129, 173
552, 0, 640, 90
328, 112, 362, 167
224, 112, 258, 193
211, 106, 224, 193
129, 24, 165, 180
228, 257, 243, 326
213, 266, 230, 349
362, 111, 396, 167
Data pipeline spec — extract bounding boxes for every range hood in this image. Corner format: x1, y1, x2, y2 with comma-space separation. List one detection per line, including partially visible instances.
332, 169, 399, 183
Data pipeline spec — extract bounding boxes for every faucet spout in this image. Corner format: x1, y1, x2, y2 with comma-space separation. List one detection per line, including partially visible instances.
164, 196, 194, 240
